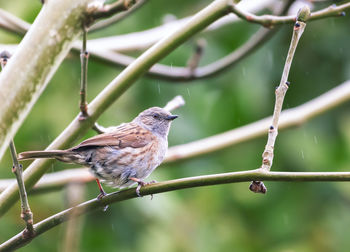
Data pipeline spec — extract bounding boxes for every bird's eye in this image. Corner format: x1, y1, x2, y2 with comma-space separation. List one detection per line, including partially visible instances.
152, 113, 160, 119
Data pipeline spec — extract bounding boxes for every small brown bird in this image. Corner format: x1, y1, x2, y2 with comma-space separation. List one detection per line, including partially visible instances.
18, 107, 178, 198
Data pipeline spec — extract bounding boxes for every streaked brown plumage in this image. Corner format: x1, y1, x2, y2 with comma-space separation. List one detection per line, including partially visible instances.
18, 107, 178, 197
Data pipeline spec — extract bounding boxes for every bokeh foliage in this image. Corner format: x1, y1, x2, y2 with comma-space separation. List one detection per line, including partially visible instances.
0, 0, 350, 251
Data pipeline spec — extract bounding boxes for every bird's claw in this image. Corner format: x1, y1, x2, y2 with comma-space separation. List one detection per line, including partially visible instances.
96, 192, 109, 211
97, 191, 107, 200
130, 177, 156, 198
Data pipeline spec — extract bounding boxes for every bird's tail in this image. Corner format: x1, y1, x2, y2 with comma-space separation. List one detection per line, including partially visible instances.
18, 150, 68, 160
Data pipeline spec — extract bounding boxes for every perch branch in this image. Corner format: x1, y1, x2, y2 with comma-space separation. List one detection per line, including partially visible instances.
2, 169, 350, 250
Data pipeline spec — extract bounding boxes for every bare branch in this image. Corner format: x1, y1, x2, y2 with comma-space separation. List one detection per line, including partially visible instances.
89, 0, 141, 19
0, 9, 29, 36
89, 0, 148, 32
251, 7, 309, 193
1, 51, 35, 238
163, 95, 185, 112
229, 2, 349, 27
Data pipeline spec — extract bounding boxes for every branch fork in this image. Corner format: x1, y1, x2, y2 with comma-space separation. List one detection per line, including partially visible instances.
250, 7, 309, 193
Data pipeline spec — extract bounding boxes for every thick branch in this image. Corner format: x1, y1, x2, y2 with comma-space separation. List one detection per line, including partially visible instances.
2, 169, 350, 250
0, 0, 95, 160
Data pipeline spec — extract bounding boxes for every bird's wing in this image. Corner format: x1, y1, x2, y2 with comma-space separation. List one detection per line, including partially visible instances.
72, 123, 154, 150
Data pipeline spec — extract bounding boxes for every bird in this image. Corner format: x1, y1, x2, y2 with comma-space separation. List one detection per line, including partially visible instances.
18, 107, 178, 198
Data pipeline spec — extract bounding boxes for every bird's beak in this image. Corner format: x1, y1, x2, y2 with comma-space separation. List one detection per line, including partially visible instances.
166, 115, 178, 120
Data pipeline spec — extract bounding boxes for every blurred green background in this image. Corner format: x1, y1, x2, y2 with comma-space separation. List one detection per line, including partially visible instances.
1, 0, 350, 251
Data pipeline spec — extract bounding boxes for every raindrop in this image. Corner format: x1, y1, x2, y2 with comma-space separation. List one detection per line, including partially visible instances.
187, 88, 191, 97
300, 150, 304, 160
313, 136, 318, 144
158, 83, 161, 94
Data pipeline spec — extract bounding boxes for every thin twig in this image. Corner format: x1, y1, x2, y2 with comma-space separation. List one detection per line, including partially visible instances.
9, 142, 35, 238
229, 2, 349, 27
1, 51, 35, 238
89, 0, 148, 32
163, 95, 185, 112
79, 26, 89, 120
89, 0, 140, 20
187, 39, 206, 75
2, 169, 350, 251
250, 6, 310, 193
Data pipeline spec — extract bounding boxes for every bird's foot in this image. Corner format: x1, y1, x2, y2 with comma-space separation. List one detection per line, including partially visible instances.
97, 191, 107, 200
95, 179, 109, 211
130, 178, 156, 198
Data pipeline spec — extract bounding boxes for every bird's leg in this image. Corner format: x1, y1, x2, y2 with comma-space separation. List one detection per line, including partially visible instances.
130, 177, 156, 198
95, 179, 107, 200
